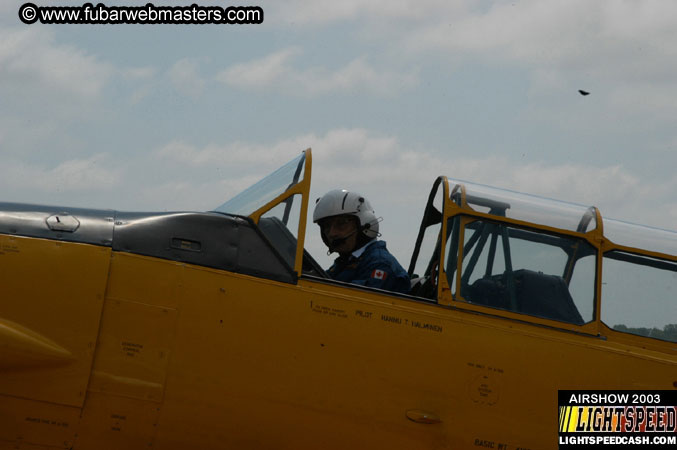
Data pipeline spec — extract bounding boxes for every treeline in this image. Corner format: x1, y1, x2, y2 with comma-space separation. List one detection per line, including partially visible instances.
613, 323, 677, 342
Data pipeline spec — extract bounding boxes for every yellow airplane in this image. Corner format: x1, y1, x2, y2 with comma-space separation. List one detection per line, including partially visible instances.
0, 149, 675, 449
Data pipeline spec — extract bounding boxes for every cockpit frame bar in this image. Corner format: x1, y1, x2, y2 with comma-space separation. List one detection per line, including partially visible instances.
249, 149, 312, 277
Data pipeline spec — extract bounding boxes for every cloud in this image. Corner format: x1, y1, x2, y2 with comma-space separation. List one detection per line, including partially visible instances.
217, 47, 418, 96
271, 0, 677, 75
152, 128, 677, 234
0, 27, 112, 98
0, 2, 26, 25
0, 154, 121, 204
0, 27, 160, 108
168, 58, 206, 97
398, 0, 677, 83
218, 47, 298, 90
122, 66, 156, 80
265, 1, 677, 124
267, 0, 473, 25
155, 137, 309, 170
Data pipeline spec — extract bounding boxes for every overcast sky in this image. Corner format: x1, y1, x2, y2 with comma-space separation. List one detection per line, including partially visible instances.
2, 0, 677, 267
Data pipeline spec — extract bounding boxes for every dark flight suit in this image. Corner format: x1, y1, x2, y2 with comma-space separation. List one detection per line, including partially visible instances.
327, 240, 410, 295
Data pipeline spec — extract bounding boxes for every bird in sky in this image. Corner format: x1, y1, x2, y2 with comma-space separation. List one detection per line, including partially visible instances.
578, 90, 590, 96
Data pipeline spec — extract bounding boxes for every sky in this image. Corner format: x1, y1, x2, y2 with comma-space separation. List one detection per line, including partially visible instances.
2, 0, 677, 270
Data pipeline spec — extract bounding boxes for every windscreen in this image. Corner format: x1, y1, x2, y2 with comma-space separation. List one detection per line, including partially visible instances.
214, 153, 305, 216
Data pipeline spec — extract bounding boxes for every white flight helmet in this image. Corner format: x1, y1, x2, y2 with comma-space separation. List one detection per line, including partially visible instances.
313, 189, 380, 242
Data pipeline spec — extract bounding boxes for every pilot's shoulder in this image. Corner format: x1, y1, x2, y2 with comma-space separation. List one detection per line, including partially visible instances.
362, 241, 406, 273
362, 240, 392, 260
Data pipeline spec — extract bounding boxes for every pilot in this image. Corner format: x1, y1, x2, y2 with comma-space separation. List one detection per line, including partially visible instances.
313, 189, 410, 295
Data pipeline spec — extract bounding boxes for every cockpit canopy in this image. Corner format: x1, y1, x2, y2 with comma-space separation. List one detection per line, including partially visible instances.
448, 178, 598, 233
208, 151, 676, 347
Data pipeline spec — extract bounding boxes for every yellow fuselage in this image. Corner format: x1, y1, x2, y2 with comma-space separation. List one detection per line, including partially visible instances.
1, 234, 673, 450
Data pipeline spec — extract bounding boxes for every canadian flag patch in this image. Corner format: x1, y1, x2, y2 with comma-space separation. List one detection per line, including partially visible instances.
371, 269, 387, 280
